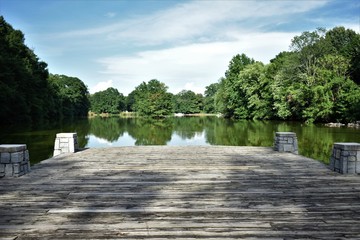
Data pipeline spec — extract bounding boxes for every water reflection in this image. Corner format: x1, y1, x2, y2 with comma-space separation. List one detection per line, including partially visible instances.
0, 116, 359, 164
0, 119, 91, 164
88, 117, 126, 142
84, 117, 360, 164
128, 118, 173, 145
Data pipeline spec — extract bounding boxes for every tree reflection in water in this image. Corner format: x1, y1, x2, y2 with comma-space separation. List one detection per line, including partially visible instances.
1, 117, 359, 164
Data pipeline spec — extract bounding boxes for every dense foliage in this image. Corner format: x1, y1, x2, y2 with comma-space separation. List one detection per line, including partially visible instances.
173, 90, 203, 114
89, 26, 359, 122
0, 16, 50, 123
2, 15, 359, 123
211, 27, 360, 123
48, 74, 90, 118
131, 79, 174, 118
0, 17, 90, 124
203, 83, 219, 113
89, 87, 125, 114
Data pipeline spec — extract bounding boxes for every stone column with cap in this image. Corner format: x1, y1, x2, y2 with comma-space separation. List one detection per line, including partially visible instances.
53, 133, 78, 156
274, 132, 298, 154
330, 142, 360, 174
0, 144, 30, 177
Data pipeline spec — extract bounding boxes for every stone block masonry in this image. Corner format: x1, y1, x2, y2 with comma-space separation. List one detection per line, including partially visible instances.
0, 144, 30, 177
274, 132, 298, 154
330, 143, 360, 174
53, 133, 78, 156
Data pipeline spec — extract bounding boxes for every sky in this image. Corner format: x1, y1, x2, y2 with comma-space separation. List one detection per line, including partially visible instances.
0, 0, 359, 95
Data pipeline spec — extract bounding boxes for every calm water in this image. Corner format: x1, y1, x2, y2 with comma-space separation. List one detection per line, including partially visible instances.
1, 117, 359, 165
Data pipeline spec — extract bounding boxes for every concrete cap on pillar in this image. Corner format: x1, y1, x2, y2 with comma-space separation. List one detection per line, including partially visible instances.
0, 144, 27, 153
275, 132, 296, 136
56, 133, 77, 138
333, 143, 360, 151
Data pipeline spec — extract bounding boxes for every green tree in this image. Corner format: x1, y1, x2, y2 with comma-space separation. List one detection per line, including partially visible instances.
48, 74, 90, 118
325, 27, 360, 84
0, 16, 50, 124
204, 83, 219, 113
211, 27, 360, 122
225, 53, 256, 80
216, 61, 274, 119
90, 87, 125, 114
314, 54, 360, 122
290, 27, 330, 87
125, 90, 136, 112
270, 27, 360, 123
195, 93, 204, 113
133, 79, 173, 117
237, 62, 274, 119
214, 77, 229, 115
269, 51, 302, 120
174, 90, 202, 114
216, 54, 255, 118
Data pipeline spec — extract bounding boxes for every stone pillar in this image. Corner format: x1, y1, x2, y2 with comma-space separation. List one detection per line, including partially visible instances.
329, 143, 360, 174
0, 144, 30, 177
53, 133, 78, 157
274, 132, 298, 154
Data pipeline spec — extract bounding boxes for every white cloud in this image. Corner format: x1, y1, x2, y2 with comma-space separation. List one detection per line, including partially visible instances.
90, 79, 113, 94
54, 0, 328, 46
183, 82, 204, 95
36, 0, 355, 96
98, 31, 297, 95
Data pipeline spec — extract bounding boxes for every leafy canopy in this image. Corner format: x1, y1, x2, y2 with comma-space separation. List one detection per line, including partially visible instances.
90, 87, 125, 114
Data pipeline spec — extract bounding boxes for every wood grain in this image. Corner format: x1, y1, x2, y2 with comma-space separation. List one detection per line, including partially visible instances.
0, 146, 359, 239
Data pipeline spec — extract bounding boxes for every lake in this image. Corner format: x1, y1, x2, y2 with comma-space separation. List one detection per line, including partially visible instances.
1, 117, 359, 165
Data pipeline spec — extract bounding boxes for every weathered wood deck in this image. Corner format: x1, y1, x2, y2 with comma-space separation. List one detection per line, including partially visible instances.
1, 146, 360, 239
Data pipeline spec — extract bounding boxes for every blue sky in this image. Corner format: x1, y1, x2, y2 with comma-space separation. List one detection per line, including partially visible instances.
1, 0, 359, 95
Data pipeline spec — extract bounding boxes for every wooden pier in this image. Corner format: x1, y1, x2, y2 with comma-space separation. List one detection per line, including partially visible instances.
1, 146, 360, 239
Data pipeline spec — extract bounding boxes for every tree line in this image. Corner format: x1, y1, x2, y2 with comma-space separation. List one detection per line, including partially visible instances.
213, 27, 360, 123
90, 26, 360, 123
0, 16, 206, 124
0, 16, 89, 124
1, 15, 359, 124
89, 80, 206, 117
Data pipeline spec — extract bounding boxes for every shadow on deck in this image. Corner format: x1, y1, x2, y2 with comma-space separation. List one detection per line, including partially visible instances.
0, 146, 360, 239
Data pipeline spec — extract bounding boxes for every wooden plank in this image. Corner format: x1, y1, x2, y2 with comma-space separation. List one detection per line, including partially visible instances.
0, 146, 359, 239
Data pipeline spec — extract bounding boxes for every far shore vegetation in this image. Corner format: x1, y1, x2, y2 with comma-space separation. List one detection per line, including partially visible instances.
87, 111, 218, 118
1, 16, 359, 125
